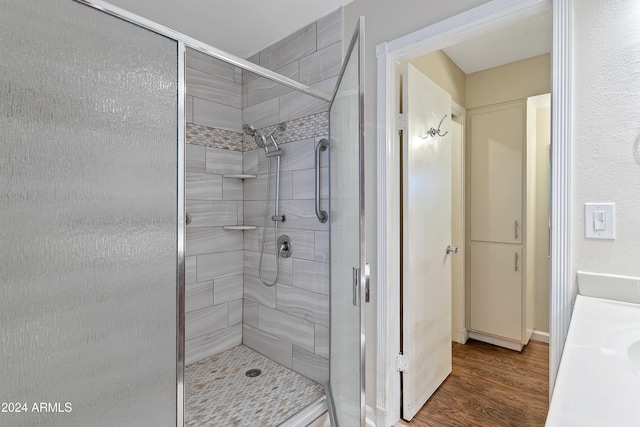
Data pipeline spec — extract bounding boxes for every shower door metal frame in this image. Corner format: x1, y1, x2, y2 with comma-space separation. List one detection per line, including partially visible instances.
73, 1, 334, 425
326, 16, 367, 427
176, 41, 186, 426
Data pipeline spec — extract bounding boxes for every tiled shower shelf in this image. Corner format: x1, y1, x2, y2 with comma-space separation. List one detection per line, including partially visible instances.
222, 225, 257, 230
223, 175, 256, 230
224, 174, 257, 179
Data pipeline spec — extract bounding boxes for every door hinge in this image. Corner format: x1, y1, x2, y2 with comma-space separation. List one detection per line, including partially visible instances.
396, 113, 407, 131
396, 354, 408, 373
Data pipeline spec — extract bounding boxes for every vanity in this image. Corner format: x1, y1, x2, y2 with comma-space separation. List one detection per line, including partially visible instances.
546, 271, 640, 426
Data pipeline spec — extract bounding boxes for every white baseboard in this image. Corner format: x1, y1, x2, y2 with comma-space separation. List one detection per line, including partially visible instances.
452, 328, 469, 344
468, 331, 524, 351
531, 330, 550, 343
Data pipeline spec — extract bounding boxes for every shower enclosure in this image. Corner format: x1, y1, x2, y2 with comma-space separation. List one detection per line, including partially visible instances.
0, 1, 181, 425
0, 0, 366, 426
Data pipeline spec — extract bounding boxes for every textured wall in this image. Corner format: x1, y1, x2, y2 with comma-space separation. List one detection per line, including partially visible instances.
572, 0, 640, 294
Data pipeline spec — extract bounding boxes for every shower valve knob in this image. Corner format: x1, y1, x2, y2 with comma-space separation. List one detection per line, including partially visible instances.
277, 235, 293, 258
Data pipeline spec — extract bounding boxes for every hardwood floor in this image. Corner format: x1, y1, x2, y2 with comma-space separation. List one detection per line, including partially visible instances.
399, 339, 549, 427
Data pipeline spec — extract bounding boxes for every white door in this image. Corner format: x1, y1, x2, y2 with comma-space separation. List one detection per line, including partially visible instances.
401, 63, 452, 421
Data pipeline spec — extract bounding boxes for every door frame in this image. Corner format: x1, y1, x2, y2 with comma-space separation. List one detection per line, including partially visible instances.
375, 0, 573, 425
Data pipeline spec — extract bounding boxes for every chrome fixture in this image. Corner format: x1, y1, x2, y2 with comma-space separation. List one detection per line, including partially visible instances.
422, 114, 449, 138
243, 123, 286, 154
315, 139, 329, 223
243, 122, 288, 287
277, 235, 293, 258
446, 245, 458, 255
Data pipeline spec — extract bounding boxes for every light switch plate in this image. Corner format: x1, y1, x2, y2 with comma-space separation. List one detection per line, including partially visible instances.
585, 203, 615, 239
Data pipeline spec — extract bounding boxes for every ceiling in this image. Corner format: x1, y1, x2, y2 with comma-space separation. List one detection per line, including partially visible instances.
104, 1, 550, 72
442, 9, 552, 74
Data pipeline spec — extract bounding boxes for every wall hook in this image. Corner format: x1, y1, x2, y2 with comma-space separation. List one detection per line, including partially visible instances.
422, 114, 449, 138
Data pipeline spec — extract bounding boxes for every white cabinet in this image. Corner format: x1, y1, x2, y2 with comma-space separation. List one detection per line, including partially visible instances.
466, 100, 534, 351
469, 105, 523, 244
469, 243, 522, 342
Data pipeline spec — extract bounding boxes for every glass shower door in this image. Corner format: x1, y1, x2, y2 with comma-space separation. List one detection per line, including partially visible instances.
327, 17, 366, 427
0, 1, 180, 426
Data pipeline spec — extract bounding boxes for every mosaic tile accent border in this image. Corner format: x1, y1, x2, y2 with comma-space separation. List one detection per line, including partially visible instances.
186, 344, 324, 427
186, 112, 329, 153
186, 123, 243, 151
243, 112, 329, 151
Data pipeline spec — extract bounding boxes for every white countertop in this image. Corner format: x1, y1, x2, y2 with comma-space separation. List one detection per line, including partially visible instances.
546, 294, 640, 426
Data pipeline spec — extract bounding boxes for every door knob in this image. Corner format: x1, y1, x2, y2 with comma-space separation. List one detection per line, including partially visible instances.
446, 245, 458, 255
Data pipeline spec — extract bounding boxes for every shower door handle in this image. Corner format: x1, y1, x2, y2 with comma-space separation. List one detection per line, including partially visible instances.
315, 139, 329, 223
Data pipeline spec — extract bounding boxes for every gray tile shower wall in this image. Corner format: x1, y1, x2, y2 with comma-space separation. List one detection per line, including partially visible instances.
185, 48, 245, 365
184, 8, 341, 384
243, 7, 343, 129
186, 48, 243, 132
242, 133, 330, 384
185, 120, 332, 377
239, 8, 341, 385
185, 141, 245, 365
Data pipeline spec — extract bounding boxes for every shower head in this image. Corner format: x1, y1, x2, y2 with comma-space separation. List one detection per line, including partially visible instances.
242, 123, 267, 148
242, 123, 256, 136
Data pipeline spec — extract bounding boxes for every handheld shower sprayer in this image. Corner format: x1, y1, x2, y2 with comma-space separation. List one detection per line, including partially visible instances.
241, 122, 289, 287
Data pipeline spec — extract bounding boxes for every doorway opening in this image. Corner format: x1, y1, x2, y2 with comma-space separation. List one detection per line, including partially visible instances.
375, 0, 573, 425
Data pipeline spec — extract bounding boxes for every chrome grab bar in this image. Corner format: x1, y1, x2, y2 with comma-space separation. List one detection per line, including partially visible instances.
315, 139, 329, 223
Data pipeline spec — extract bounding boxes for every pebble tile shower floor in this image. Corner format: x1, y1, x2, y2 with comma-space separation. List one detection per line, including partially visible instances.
185, 345, 325, 426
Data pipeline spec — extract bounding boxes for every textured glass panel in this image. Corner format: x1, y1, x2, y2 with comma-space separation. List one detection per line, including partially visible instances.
329, 30, 362, 426
0, 1, 178, 426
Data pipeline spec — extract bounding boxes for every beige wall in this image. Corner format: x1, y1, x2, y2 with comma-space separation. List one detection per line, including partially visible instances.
466, 54, 550, 109
409, 50, 467, 107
